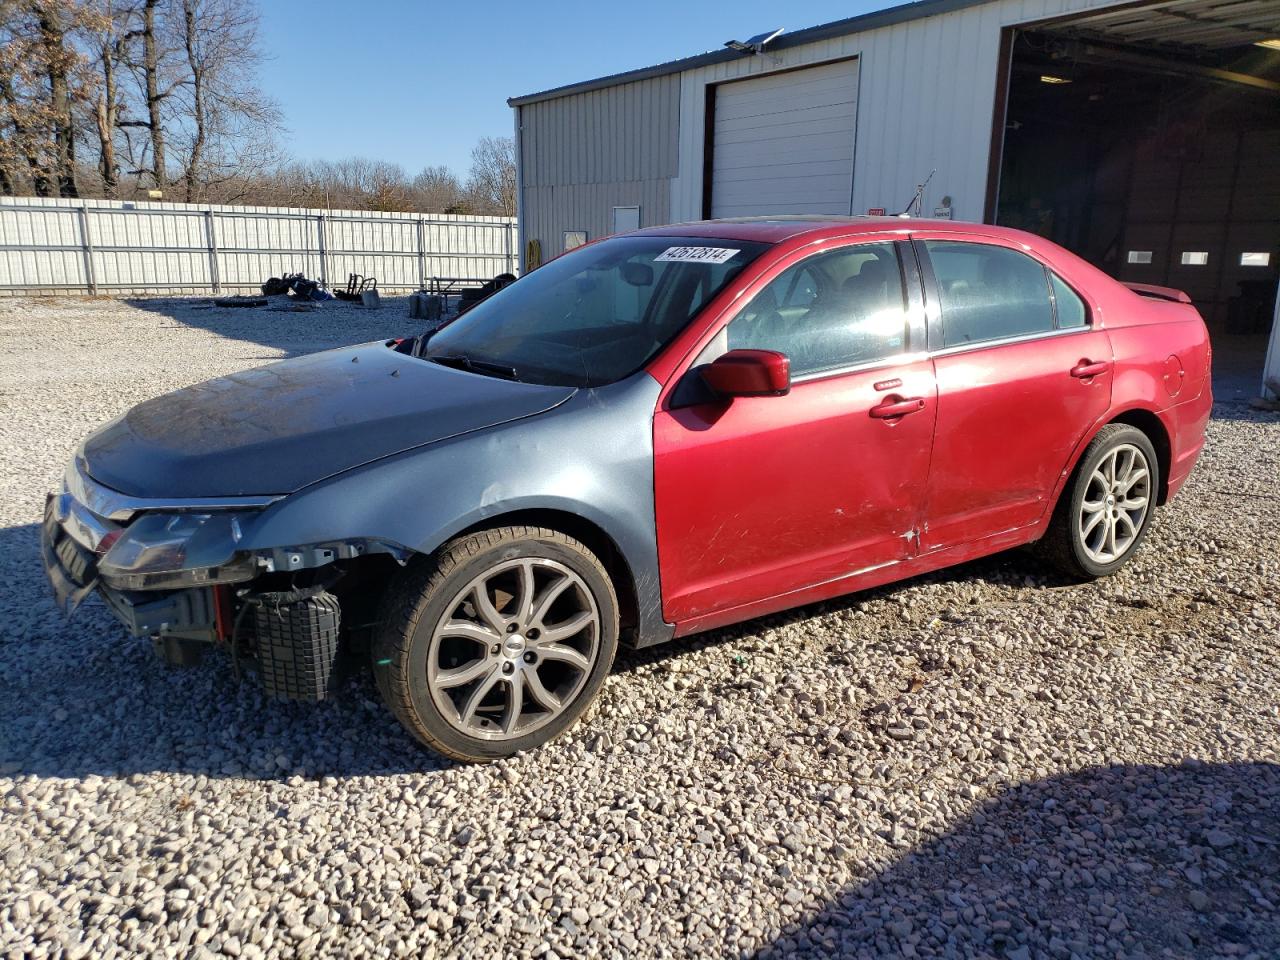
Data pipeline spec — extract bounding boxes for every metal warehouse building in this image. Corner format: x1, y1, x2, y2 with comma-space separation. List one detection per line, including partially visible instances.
508, 0, 1280, 395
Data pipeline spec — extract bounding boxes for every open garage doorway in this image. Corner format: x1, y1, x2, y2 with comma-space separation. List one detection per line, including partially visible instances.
989, 1, 1280, 402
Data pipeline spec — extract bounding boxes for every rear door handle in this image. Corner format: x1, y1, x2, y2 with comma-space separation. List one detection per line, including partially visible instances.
1071, 359, 1110, 379
870, 397, 926, 419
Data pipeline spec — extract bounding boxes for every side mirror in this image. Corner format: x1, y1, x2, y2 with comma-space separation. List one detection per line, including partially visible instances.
700, 349, 791, 399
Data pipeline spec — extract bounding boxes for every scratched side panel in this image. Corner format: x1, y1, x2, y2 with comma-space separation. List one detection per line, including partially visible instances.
653, 359, 936, 624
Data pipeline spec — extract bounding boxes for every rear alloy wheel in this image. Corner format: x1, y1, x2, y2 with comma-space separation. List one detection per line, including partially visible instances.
1039, 423, 1160, 580
374, 527, 618, 761
1077, 443, 1151, 565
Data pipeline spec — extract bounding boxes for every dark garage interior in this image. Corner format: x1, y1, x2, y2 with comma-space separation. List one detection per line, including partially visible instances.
991, 1, 1280, 399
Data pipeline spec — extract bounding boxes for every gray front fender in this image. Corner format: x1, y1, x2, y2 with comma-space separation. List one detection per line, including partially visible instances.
241, 372, 672, 646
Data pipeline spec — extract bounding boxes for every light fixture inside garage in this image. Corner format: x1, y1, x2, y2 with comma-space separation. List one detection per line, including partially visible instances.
1040, 74, 1072, 84
1255, 39, 1280, 51
725, 28, 785, 64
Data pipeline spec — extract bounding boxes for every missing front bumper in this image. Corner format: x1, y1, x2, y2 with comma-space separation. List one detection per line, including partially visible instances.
41, 495, 100, 613
42, 496, 220, 638
42, 496, 345, 703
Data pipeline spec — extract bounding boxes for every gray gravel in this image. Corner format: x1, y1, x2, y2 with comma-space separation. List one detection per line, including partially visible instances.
1, 295, 1278, 959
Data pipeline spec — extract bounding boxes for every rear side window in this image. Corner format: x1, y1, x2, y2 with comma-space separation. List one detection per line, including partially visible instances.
724, 243, 909, 377
1050, 272, 1088, 328
924, 241, 1055, 348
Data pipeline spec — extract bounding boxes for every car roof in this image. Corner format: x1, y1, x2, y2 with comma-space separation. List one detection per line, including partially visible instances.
632, 216, 1076, 260
626, 217, 1120, 291
632, 216, 1032, 245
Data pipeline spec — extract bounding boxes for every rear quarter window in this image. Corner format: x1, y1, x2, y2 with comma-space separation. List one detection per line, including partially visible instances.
1050, 272, 1088, 328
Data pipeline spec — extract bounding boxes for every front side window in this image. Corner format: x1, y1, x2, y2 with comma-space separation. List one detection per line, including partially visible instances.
925, 241, 1055, 348
721, 243, 909, 377
427, 236, 769, 386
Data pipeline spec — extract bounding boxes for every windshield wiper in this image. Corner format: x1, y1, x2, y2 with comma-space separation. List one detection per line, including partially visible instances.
428, 353, 520, 381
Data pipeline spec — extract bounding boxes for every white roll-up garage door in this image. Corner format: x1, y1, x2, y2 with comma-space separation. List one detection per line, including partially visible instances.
709, 59, 859, 219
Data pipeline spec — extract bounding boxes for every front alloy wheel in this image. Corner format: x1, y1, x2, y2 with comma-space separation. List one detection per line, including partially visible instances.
374, 526, 618, 761
426, 558, 600, 740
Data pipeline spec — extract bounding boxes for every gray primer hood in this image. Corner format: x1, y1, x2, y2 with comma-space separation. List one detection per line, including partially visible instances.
82, 342, 575, 498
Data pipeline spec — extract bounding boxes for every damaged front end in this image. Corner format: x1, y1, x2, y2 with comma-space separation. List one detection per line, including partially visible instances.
41, 457, 408, 702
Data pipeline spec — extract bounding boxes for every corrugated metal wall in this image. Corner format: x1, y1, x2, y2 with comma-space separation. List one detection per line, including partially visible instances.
0, 197, 517, 296
516, 0, 1133, 240
671, 0, 1133, 224
519, 74, 680, 258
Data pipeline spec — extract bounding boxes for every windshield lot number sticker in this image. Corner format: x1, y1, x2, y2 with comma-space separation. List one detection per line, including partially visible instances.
655, 246, 740, 264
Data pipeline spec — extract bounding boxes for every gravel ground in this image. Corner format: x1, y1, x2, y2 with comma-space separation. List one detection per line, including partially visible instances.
1, 295, 1278, 960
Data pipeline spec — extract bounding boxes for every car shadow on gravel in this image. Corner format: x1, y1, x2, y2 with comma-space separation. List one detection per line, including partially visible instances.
124, 295, 418, 356
2, 521, 1054, 782
1, 522, 451, 782
753, 760, 1280, 959
4, 513, 993, 782
613, 548, 1071, 676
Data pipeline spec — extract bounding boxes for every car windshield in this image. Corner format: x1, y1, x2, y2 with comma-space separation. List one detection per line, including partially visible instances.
425, 235, 769, 386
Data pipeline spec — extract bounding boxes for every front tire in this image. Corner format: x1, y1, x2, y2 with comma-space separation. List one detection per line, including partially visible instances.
1039, 424, 1159, 580
373, 526, 618, 762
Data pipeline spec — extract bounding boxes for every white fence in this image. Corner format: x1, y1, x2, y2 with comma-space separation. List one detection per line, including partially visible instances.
0, 197, 518, 296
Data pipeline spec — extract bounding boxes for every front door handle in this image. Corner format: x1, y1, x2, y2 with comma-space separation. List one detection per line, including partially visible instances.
1071, 359, 1110, 379
870, 397, 926, 419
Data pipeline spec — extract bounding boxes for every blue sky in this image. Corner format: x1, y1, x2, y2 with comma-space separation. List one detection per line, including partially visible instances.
258, 0, 888, 176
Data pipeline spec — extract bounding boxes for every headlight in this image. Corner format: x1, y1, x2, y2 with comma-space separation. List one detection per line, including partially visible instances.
98, 512, 259, 590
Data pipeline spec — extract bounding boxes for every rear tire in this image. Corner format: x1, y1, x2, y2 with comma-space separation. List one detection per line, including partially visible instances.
1038, 424, 1159, 580
372, 526, 618, 762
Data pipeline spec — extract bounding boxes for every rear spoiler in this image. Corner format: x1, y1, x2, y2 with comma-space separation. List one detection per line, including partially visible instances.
1123, 281, 1192, 304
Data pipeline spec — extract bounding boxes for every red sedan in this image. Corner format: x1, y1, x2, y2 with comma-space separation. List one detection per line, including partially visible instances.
45, 216, 1212, 759
648, 218, 1211, 636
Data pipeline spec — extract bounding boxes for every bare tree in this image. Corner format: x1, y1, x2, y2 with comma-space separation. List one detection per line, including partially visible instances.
178, 0, 202, 198
237, 156, 479, 214
0, 97, 32, 193
114, 0, 187, 190
0, 4, 510, 216
0, 0, 104, 196
465, 135, 516, 216
411, 164, 463, 213
0, 62, 48, 195
365, 160, 410, 211
32, 2, 79, 195
126, 0, 168, 187
300, 157, 407, 211
252, 159, 324, 208
244, 145, 511, 214
89, 0, 126, 195
172, 0, 276, 202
